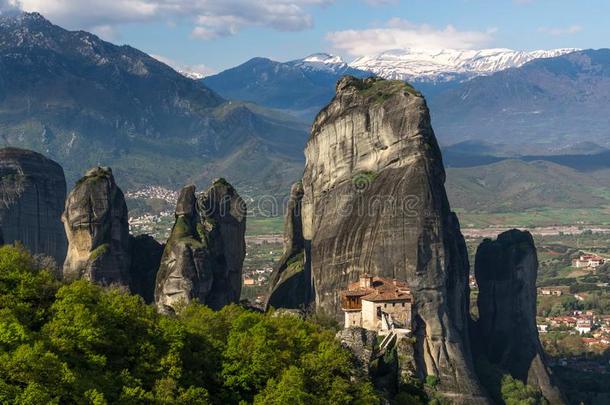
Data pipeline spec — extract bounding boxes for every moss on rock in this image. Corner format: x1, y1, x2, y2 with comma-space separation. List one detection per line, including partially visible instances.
89, 243, 109, 261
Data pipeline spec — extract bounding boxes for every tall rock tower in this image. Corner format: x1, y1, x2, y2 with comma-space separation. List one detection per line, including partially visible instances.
266, 181, 313, 309
473, 229, 565, 404
268, 76, 486, 401
155, 179, 246, 314
62, 167, 131, 285
0, 148, 67, 264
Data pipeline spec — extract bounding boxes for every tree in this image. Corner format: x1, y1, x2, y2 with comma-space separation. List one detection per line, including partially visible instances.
501, 375, 547, 405
0, 245, 379, 404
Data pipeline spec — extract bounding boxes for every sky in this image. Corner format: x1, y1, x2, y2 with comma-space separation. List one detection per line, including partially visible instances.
1, 0, 609, 76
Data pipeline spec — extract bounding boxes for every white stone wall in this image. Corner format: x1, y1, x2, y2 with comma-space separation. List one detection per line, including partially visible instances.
379, 300, 412, 328
361, 299, 411, 331
344, 311, 362, 328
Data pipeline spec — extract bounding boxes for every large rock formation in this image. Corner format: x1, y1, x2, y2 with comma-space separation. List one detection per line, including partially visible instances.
266, 182, 313, 309
155, 179, 246, 314
0, 147, 67, 263
270, 76, 487, 401
62, 167, 131, 285
473, 229, 565, 404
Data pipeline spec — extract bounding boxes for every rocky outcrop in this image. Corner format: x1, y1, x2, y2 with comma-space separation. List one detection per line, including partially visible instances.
336, 327, 400, 397
473, 229, 565, 404
129, 234, 164, 303
266, 182, 313, 309
0, 147, 67, 263
336, 327, 378, 372
62, 167, 131, 285
199, 179, 247, 309
155, 179, 246, 314
275, 76, 486, 401
154, 185, 207, 313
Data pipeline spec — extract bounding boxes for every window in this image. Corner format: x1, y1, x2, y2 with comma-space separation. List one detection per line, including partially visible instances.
393, 303, 396, 307
376, 307, 382, 319
402, 302, 405, 307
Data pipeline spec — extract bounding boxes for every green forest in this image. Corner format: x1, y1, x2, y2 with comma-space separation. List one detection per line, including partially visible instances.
0, 244, 379, 404
0, 244, 549, 404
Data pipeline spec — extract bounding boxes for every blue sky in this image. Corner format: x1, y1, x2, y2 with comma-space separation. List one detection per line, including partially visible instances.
6, 0, 609, 75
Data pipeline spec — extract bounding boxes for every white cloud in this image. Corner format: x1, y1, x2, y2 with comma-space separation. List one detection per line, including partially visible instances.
538, 25, 582, 36
0, 0, 20, 15
16, 0, 334, 39
327, 19, 495, 56
151, 54, 215, 78
90, 24, 121, 41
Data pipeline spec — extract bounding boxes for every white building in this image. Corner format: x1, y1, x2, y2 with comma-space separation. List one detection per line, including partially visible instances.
576, 318, 593, 335
573, 254, 605, 269
340, 274, 412, 333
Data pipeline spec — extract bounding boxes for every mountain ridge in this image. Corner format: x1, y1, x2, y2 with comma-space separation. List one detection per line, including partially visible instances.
202, 54, 371, 119
349, 47, 578, 83
0, 12, 308, 198
429, 48, 610, 147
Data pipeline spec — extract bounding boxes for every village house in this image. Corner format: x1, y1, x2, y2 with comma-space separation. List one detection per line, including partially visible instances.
572, 253, 605, 269
576, 317, 593, 334
574, 293, 589, 302
340, 274, 412, 333
548, 316, 578, 328
538, 287, 563, 296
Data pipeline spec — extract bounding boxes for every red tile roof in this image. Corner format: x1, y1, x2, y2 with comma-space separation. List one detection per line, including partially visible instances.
361, 290, 412, 302
341, 276, 411, 304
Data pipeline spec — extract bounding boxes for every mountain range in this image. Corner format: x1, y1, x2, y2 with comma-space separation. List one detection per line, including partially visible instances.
428, 49, 610, 148
2, 11, 610, 219
349, 47, 577, 83
0, 12, 308, 198
202, 47, 582, 125
202, 53, 370, 119
204, 47, 610, 153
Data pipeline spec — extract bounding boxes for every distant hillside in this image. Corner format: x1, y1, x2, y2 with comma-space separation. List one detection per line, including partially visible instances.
429, 49, 610, 149
446, 159, 610, 212
202, 54, 370, 120
0, 12, 308, 198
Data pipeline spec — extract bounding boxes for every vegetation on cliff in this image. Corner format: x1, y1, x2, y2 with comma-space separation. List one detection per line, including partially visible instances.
0, 244, 378, 404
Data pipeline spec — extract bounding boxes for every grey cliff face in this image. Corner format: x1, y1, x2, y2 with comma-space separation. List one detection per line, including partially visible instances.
266, 182, 313, 309
278, 76, 487, 400
62, 167, 131, 286
336, 327, 378, 372
0, 147, 67, 264
473, 229, 565, 404
198, 179, 247, 309
155, 179, 246, 314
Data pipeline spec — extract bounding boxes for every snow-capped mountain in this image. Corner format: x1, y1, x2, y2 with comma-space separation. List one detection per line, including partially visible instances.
178, 69, 206, 80
288, 53, 349, 73
349, 48, 579, 82
202, 53, 370, 119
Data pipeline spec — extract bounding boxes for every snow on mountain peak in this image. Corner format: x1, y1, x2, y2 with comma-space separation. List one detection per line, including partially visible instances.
291, 53, 348, 73
349, 47, 579, 82
302, 53, 344, 65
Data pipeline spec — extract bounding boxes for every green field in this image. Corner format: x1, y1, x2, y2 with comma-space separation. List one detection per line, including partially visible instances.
456, 207, 610, 228
245, 208, 610, 237
246, 216, 284, 236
